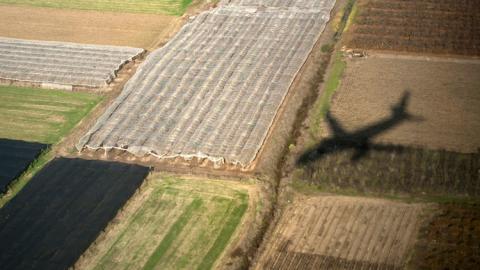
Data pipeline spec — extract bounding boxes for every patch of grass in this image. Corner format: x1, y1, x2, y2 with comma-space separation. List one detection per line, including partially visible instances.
0, 0, 194, 15
321, 43, 334, 53
0, 85, 102, 144
309, 52, 346, 140
88, 176, 250, 270
197, 193, 248, 270
0, 85, 102, 205
143, 198, 204, 270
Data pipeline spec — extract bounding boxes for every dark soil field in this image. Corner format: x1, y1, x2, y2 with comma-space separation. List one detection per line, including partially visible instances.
0, 158, 149, 269
348, 0, 480, 56
409, 203, 480, 269
0, 139, 48, 192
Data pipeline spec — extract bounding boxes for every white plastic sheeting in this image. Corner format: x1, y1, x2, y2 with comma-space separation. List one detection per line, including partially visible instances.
220, 0, 332, 10
0, 37, 144, 88
77, 1, 336, 168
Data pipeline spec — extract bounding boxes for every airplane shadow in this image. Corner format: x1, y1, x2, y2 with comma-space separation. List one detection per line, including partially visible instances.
297, 90, 423, 165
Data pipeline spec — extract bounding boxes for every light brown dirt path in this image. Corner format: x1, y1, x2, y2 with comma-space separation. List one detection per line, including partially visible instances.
0, 5, 182, 49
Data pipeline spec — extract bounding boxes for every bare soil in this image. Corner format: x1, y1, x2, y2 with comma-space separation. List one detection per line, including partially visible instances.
326, 54, 480, 153
409, 203, 480, 270
347, 0, 480, 56
253, 194, 428, 270
0, 5, 182, 49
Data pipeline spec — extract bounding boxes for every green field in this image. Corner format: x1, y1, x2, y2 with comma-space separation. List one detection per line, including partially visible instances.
0, 85, 101, 144
80, 176, 250, 270
0, 0, 194, 15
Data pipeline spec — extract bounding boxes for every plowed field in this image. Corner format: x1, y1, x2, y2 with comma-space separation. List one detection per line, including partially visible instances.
347, 0, 480, 56
254, 195, 425, 270
410, 203, 480, 269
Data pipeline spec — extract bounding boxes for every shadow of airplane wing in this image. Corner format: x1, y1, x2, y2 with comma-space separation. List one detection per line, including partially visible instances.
326, 111, 347, 137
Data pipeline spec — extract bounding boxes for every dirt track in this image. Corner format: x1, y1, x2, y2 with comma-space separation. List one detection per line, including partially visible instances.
0, 5, 182, 49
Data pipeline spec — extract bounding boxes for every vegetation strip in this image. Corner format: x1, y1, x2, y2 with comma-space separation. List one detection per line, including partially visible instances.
0, 0, 194, 15
197, 194, 248, 270
142, 198, 203, 270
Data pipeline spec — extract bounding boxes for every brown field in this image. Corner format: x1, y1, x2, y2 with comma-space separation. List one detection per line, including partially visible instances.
409, 203, 480, 269
347, 0, 480, 56
0, 5, 182, 49
325, 55, 480, 153
254, 195, 426, 270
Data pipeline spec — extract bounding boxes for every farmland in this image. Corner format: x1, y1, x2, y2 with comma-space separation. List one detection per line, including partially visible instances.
0, 85, 101, 197
0, 37, 144, 89
254, 195, 426, 269
292, 55, 480, 198
0, 158, 149, 269
0, 85, 102, 144
77, 0, 336, 169
0, 5, 183, 49
1, 0, 479, 268
0, 0, 195, 16
0, 139, 48, 192
347, 0, 480, 56
409, 203, 480, 269
321, 56, 480, 153
76, 175, 258, 270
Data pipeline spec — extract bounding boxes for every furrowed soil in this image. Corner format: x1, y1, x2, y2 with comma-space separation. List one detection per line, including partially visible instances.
253, 195, 428, 270
409, 203, 480, 269
347, 0, 480, 56
76, 175, 267, 270
0, 5, 182, 49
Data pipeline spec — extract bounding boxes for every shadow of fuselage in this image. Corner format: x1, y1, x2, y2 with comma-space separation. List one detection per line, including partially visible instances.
297, 91, 421, 164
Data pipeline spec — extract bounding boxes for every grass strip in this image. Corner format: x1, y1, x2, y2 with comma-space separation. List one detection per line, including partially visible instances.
196, 193, 248, 270
0, 0, 192, 16
142, 198, 203, 270
309, 51, 346, 139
